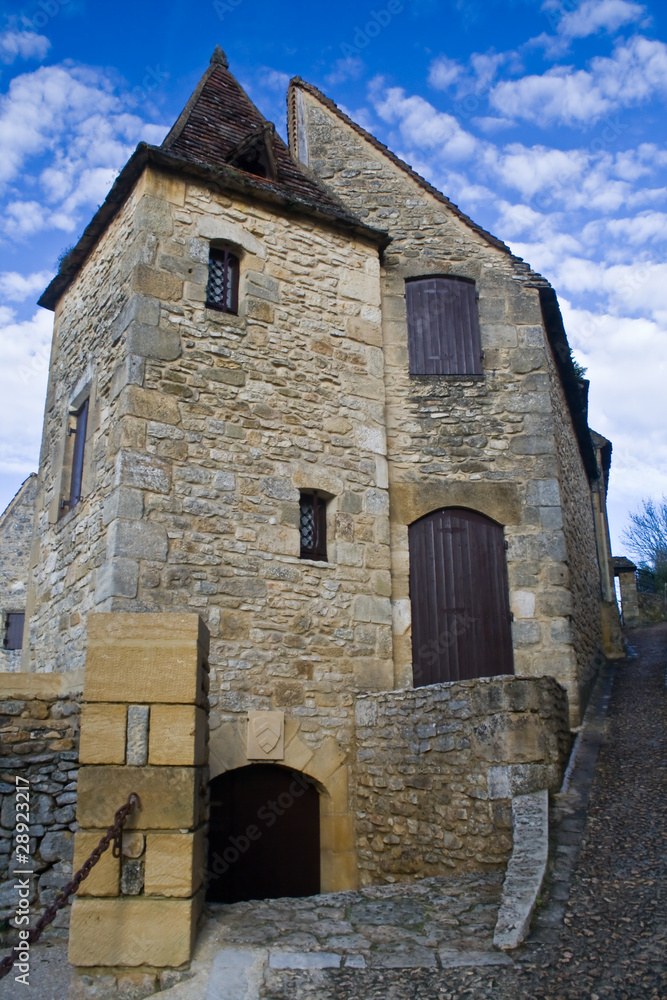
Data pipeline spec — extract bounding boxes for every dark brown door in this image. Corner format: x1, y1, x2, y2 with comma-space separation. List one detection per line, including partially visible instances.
207, 764, 320, 904
409, 508, 514, 686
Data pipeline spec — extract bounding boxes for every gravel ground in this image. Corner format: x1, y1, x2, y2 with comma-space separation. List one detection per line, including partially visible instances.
261, 624, 667, 1000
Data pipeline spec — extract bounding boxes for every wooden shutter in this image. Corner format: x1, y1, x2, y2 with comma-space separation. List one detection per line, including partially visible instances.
405, 276, 482, 375
4, 613, 25, 650
409, 508, 513, 685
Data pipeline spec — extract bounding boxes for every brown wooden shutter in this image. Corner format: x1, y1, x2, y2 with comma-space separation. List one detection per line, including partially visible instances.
409, 508, 513, 685
405, 276, 482, 375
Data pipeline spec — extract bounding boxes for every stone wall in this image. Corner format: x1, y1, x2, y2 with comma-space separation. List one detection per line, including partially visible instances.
0, 687, 79, 936
290, 83, 596, 720
544, 344, 604, 720
0, 475, 36, 671
354, 675, 570, 885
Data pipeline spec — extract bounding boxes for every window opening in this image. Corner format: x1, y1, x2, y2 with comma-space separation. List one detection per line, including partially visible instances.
299, 492, 327, 561
62, 397, 89, 511
206, 248, 240, 314
4, 612, 25, 651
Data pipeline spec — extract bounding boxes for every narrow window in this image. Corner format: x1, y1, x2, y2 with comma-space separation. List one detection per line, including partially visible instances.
4, 613, 25, 650
405, 275, 482, 375
299, 492, 327, 561
63, 398, 89, 511
206, 248, 240, 314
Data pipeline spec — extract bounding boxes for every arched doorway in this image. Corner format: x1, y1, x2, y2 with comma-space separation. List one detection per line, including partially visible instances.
206, 764, 320, 904
409, 507, 514, 686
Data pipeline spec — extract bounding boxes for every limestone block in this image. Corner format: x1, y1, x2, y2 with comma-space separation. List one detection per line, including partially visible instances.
115, 448, 173, 492
69, 894, 202, 967
77, 766, 205, 830
339, 269, 380, 306
73, 831, 120, 896
247, 710, 285, 761
126, 321, 182, 361
79, 703, 127, 765
352, 595, 392, 625
472, 712, 546, 764
132, 263, 182, 301
134, 196, 175, 236
481, 324, 518, 348
94, 558, 139, 603
112, 293, 160, 337
149, 705, 207, 766
118, 385, 180, 426
353, 657, 394, 691
245, 270, 279, 302
510, 591, 535, 620
309, 739, 346, 783
143, 169, 186, 206
144, 828, 206, 896
102, 487, 144, 526
85, 613, 209, 705
107, 518, 169, 563
526, 479, 561, 507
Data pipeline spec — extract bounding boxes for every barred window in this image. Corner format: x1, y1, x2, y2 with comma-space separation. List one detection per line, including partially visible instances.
299, 492, 327, 562
206, 247, 239, 314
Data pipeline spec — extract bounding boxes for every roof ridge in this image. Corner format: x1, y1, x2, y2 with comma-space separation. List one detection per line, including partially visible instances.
288, 76, 549, 281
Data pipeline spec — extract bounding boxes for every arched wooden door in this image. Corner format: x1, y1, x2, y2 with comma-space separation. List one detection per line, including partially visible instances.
409, 508, 514, 686
206, 764, 320, 904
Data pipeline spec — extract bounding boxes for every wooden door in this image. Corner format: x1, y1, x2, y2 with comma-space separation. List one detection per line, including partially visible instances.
409, 508, 514, 686
207, 765, 320, 904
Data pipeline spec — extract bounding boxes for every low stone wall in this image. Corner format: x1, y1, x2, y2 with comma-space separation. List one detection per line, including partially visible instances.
354, 675, 570, 885
0, 690, 80, 935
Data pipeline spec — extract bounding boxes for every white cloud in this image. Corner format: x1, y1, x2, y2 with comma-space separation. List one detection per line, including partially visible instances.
428, 56, 462, 91
0, 270, 52, 301
370, 82, 478, 161
0, 307, 52, 478
490, 36, 667, 126
551, 0, 648, 40
325, 57, 365, 87
0, 30, 50, 64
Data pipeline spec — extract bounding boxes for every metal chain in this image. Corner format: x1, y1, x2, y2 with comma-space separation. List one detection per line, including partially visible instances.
0, 792, 141, 981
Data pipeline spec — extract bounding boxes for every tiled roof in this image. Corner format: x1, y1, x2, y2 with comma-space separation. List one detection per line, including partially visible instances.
162, 47, 365, 226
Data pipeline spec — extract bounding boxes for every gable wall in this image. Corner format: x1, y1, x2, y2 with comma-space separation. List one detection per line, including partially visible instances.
294, 89, 601, 722
0, 475, 37, 670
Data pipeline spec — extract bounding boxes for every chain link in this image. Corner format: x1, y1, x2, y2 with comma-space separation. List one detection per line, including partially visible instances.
0, 793, 141, 981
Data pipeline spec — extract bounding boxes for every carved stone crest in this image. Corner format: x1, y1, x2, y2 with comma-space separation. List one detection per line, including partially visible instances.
247, 710, 285, 760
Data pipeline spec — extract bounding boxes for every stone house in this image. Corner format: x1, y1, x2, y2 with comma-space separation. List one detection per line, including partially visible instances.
0, 474, 36, 671
2, 48, 622, 920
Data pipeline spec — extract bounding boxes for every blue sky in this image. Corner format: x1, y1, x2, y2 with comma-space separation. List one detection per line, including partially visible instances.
0, 0, 666, 555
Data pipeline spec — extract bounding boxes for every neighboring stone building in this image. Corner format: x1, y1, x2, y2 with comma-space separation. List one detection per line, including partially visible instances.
3, 49, 622, 912
0, 474, 36, 670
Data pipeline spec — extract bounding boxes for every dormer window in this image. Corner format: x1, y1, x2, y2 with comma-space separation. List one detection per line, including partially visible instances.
206, 247, 239, 314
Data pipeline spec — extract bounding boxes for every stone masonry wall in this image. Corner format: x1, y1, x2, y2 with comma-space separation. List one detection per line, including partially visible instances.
292, 86, 590, 717
0, 694, 79, 936
0, 475, 37, 671
354, 674, 570, 885
544, 344, 603, 720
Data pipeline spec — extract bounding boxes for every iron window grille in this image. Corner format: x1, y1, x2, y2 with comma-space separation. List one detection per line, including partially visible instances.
4, 612, 25, 650
61, 397, 89, 512
206, 248, 240, 314
299, 492, 327, 561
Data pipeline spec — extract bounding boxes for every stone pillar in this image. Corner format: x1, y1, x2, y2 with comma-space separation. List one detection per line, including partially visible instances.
69, 613, 209, 973
613, 557, 639, 628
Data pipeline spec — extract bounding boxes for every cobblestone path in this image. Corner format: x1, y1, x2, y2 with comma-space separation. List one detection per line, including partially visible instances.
261, 624, 667, 1000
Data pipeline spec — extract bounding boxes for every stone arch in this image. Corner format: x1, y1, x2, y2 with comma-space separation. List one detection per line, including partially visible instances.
208, 721, 356, 892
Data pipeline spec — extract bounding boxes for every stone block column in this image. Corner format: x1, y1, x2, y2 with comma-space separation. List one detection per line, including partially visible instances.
69, 613, 209, 972
614, 557, 640, 628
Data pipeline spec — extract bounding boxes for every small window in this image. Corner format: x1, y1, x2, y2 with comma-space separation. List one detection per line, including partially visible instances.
62, 397, 89, 512
4, 613, 25, 651
299, 492, 327, 561
405, 275, 482, 375
206, 248, 240, 314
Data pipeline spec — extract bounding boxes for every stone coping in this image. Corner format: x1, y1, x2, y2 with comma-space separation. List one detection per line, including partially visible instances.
0, 668, 84, 700
493, 790, 549, 950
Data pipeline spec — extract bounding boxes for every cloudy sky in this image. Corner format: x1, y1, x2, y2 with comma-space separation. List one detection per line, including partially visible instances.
0, 0, 665, 554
